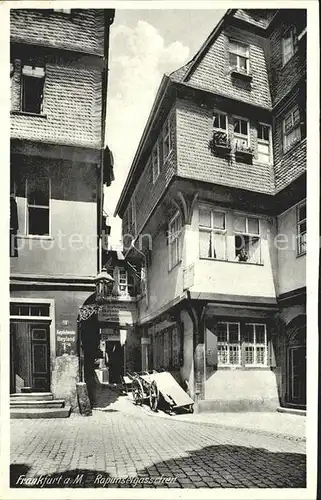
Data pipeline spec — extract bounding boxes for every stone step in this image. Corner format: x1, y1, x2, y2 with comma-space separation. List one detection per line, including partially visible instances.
10, 392, 54, 401
10, 406, 71, 419
10, 399, 65, 409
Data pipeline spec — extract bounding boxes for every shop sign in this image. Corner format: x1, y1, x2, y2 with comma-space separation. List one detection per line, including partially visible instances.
56, 329, 76, 356
98, 302, 136, 325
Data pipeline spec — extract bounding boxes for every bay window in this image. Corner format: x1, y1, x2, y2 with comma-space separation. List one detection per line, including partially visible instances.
234, 214, 261, 264
199, 209, 226, 260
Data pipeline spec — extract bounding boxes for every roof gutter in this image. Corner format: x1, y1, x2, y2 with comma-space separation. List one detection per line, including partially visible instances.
114, 74, 172, 217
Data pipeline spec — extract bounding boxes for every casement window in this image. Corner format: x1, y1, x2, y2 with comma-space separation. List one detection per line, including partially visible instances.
282, 26, 298, 66
297, 201, 306, 256
118, 268, 134, 297
244, 323, 268, 366
234, 214, 261, 264
140, 264, 147, 296
10, 303, 50, 318
21, 64, 45, 114
162, 117, 171, 161
199, 209, 226, 260
216, 322, 268, 367
233, 117, 250, 148
217, 322, 241, 366
151, 143, 160, 183
229, 40, 250, 74
26, 177, 50, 236
257, 123, 272, 163
283, 105, 301, 152
168, 213, 182, 270
213, 112, 228, 132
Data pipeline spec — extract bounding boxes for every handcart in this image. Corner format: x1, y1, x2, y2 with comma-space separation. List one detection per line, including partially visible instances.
126, 370, 194, 414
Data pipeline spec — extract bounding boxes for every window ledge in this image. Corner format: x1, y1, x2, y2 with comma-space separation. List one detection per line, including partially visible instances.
11, 110, 47, 119
199, 257, 263, 266
17, 234, 53, 240
296, 251, 306, 259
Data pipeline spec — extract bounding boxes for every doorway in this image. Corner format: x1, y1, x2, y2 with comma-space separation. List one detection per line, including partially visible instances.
287, 325, 306, 407
105, 341, 124, 383
10, 322, 50, 393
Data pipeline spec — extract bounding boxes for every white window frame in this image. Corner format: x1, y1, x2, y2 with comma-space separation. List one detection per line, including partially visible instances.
213, 111, 228, 133
233, 116, 250, 149
162, 116, 172, 162
168, 212, 182, 270
234, 214, 261, 264
282, 26, 297, 66
151, 142, 160, 184
244, 323, 268, 367
199, 208, 227, 260
118, 268, 134, 297
296, 200, 306, 256
217, 322, 241, 366
25, 177, 51, 237
283, 105, 301, 153
257, 122, 272, 164
229, 40, 250, 74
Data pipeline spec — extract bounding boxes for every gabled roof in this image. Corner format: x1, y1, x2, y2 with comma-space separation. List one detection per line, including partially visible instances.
114, 8, 278, 218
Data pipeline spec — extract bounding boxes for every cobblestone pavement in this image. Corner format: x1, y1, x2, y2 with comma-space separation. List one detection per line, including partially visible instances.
10, 404, 306, 489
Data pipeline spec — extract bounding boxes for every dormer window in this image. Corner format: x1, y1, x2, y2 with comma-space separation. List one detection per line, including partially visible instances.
21, 64, 45, 114
229, 40, 250, 75
282, 26, 298, 66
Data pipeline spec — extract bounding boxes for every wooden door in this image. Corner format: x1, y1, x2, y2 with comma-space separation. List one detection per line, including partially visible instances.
30, 324, 50, 392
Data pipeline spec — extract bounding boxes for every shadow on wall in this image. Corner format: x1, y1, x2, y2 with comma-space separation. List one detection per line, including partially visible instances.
10, 442, 306, 488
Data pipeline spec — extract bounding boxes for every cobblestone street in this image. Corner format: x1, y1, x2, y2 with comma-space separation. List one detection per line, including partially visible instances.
10, 405, 306, 489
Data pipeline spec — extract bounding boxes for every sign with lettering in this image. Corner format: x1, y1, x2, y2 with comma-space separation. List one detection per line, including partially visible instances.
98, 302, 137, 326
56, 329, 76, 356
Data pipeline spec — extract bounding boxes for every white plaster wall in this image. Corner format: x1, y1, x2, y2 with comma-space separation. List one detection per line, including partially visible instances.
277, 204, 306, 295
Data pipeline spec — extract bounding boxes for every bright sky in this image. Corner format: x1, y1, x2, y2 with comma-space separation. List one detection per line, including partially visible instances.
105, 8, 226, 248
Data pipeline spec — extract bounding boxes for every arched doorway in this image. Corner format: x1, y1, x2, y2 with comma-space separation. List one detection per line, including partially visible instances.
286, 316, 306, 408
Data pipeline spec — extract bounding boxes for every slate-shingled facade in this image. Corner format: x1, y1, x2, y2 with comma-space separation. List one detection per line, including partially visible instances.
10, 8, 115, 408
115, 9, 306, 411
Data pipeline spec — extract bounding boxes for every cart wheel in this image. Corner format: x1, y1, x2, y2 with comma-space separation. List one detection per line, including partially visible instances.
149, 380, 159, 412
189, 404, 194, 414
132, 378, 144, 406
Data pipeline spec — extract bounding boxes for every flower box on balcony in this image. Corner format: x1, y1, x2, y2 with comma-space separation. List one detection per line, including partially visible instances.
234, 143, 254, 156
210, 131, 232, 155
